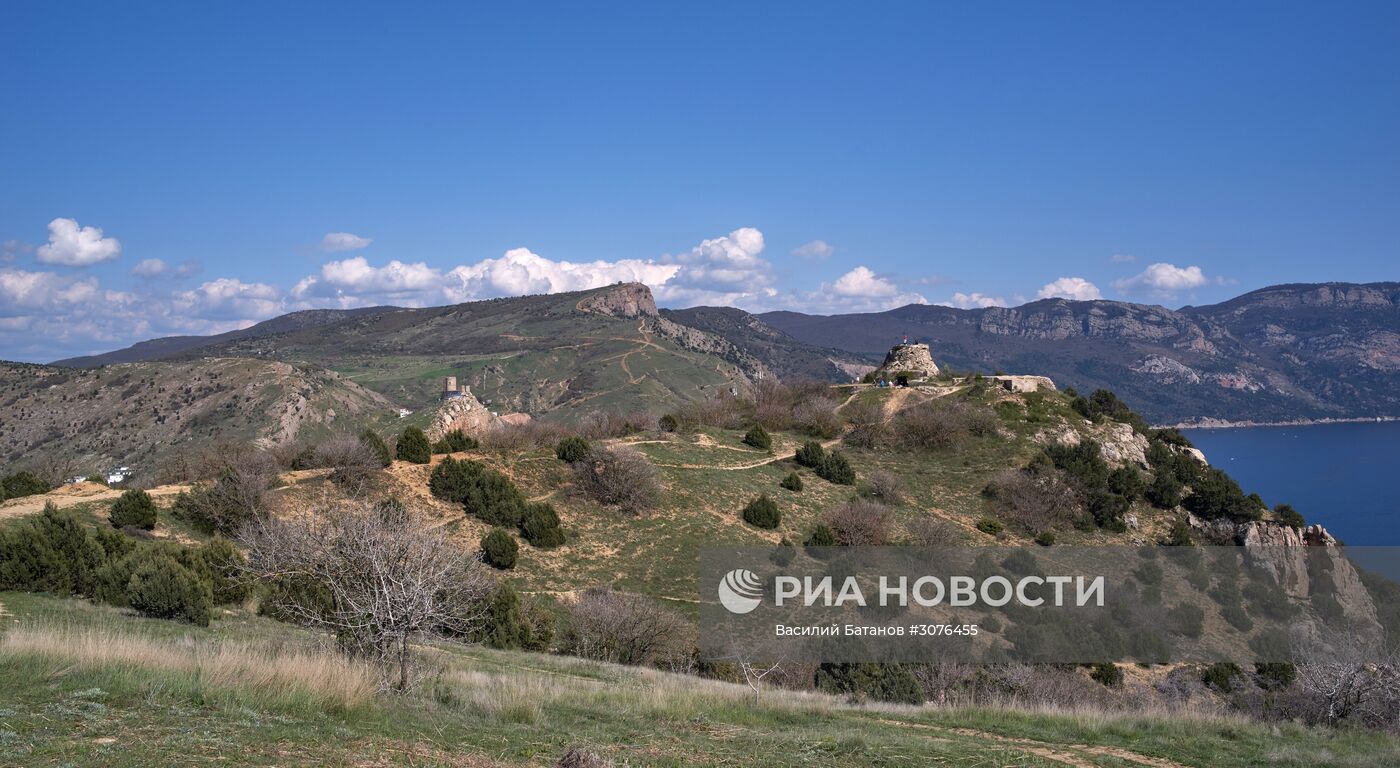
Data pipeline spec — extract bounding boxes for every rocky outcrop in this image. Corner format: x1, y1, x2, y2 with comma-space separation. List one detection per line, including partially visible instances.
647, 316, 773, 384
574, 282, 659, 318
426, 389, 497, 441
989, 375, 1056, 393
876, 343, 940, 379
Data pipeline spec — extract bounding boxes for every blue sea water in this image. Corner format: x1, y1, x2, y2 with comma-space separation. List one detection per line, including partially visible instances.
1180, 421, 1400, 546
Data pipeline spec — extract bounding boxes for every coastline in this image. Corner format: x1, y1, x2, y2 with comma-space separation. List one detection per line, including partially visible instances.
1164, 415, 1400, 430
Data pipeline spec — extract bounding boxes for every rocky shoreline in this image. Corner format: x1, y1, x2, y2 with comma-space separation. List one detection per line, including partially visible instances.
1163, 415, 1399, 430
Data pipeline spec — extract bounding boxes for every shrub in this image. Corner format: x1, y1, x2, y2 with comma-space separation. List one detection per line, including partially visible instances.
1108, 466, 1145, 502
396, 427, 432, 464
893, 403, 990, 451
792, 397, 842, 439
0, 504, 107, 596
200, 537, 249, 605
1089, 662, 1123, 687
1183, 468, 1262, 522
856, 470, 902, 505
428, 457, 486, 504
974, 517, 1003, 536
481, 528, 518, 570
1168, 603, 1205, 638
571, 446, 660, 515
433, 429, 478, 454
1034, 531, 1056, 546
1201, 662, 1243, 692
982, 468, 1078, 533
815, 662, 924, 704
471, 580, 554, 651
109, 489, 158, 530
359, 428, 393, 468
742, 424, 772, 451
658, 414, 679, 432
816, 451, 856, 485
464, 471, 527, 527
1254, 662, 1296, 691
1163, 518, 1193, 546
779, 472, 803, 492
1146, 470, 1183, 509
794, 441, 825, 468
741, 494, 781, 530
555, 436, 591, 463
823, 500, 893, 546
2, 471, 49, 500
1274, 503, 1305, 529
520, 502, 566, 549
126, 553, 214, 626
805, 523, 838, 548
558, 588, 693, 669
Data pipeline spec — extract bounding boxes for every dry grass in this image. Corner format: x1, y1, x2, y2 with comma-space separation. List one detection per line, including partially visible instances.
0, 622, 377, 712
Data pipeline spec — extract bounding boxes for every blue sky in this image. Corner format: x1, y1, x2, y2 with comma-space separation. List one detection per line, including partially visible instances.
2, 2, 1397, 361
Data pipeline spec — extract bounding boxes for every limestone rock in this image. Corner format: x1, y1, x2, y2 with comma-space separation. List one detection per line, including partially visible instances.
574, 282, 658, 318
876, 343, 940, 379
426, 389, 497, 441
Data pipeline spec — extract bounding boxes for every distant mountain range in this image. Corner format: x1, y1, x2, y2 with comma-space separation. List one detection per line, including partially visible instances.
759, 282, 1400, 425
40, 281, 1400, 431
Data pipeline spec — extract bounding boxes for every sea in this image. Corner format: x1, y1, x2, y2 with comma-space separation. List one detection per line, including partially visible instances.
1180, 420, 1400, 547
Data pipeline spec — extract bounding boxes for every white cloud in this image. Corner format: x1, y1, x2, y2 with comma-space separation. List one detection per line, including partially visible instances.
173, 278, 283, 320
763, 266, 926, 314
36, 218, 122, 266
652, 227, 774, 306
791, 240, 833, 259
944, 292, 1006, 309
320, 232, 373, 252
1110, 254, 1137, 263
131, 258, 168, 278
1113, 262, 1208, 296
1037, 277, 1102, 301
0, 268, 100, 314
830, 266, 898, 298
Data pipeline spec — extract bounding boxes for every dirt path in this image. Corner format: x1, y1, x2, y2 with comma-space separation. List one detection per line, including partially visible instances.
874, 718, 1192, 768
0, 481, 193, 522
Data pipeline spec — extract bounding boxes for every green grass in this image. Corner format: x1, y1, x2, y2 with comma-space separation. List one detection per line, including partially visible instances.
2, 592, 1396, 767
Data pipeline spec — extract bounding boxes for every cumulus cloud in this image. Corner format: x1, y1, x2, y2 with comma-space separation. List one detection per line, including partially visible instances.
944, 292, 1006, 309
320, 232, 373, 252
1113, 262, 1208, 296
652, 227, 774, 306
791, 240, 833, 259
36, 218, 122, 266
131, 258, 168, 278
763, 266, 926, 314
1037, 277, 1102, 301
173, 278, 283, 320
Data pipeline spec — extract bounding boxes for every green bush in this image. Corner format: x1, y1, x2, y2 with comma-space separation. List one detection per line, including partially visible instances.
816, 451, 856, 485
1089, 662, 1123, 687
1201, 662, 1243, 692
126, 553, 213, 626
396, 427, 432, 464
1167, 603, 1205, 638
0, 504, 107, 596
815, 662, 923, 704
794, 441, 825, 468
465, 470, 526, 527
428, 457, 486, 503
200, 537, 249, 605
1183, 468, 1262, 522
974, 517, 1003, 536
109, 489, 158, 530
481, 528, 518, 569
741, 494, 781, 530
1254, 662, 1296, 691
804, 523, 838, 548
1162, 518, 1193, 546
520, 502, 566, 549
474, 581, 554, 651
1108, 466, 1144, 502
359, 428, 392, 467
779, 472, 803, 492
1034, 531, 1056, 547
658, 414, 679, 433
1, 471, 49, 500
433, 429, 478, 454
742, 424, 772, 451
1274, 503, 1305, 529
555, 436, 591, 463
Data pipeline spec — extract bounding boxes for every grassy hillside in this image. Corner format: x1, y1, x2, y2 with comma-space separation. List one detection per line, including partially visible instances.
2, 591, 1396, 767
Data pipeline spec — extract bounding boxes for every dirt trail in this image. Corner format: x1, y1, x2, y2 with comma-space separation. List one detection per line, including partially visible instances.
0, 481, 193, 522
874, 718, 1192, 768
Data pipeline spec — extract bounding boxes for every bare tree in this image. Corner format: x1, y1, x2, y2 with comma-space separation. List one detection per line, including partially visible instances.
559, 587, 692, 668
823, 499, 895, 546
1295, 629, 1400, 729
570, 445, 661, 515
982, 468, 1080, 534
240, 496, 494, 691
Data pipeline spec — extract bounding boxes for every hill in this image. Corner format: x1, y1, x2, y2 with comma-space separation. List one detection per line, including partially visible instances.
759, 282, 1400, 425
0, 358, 397, 479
